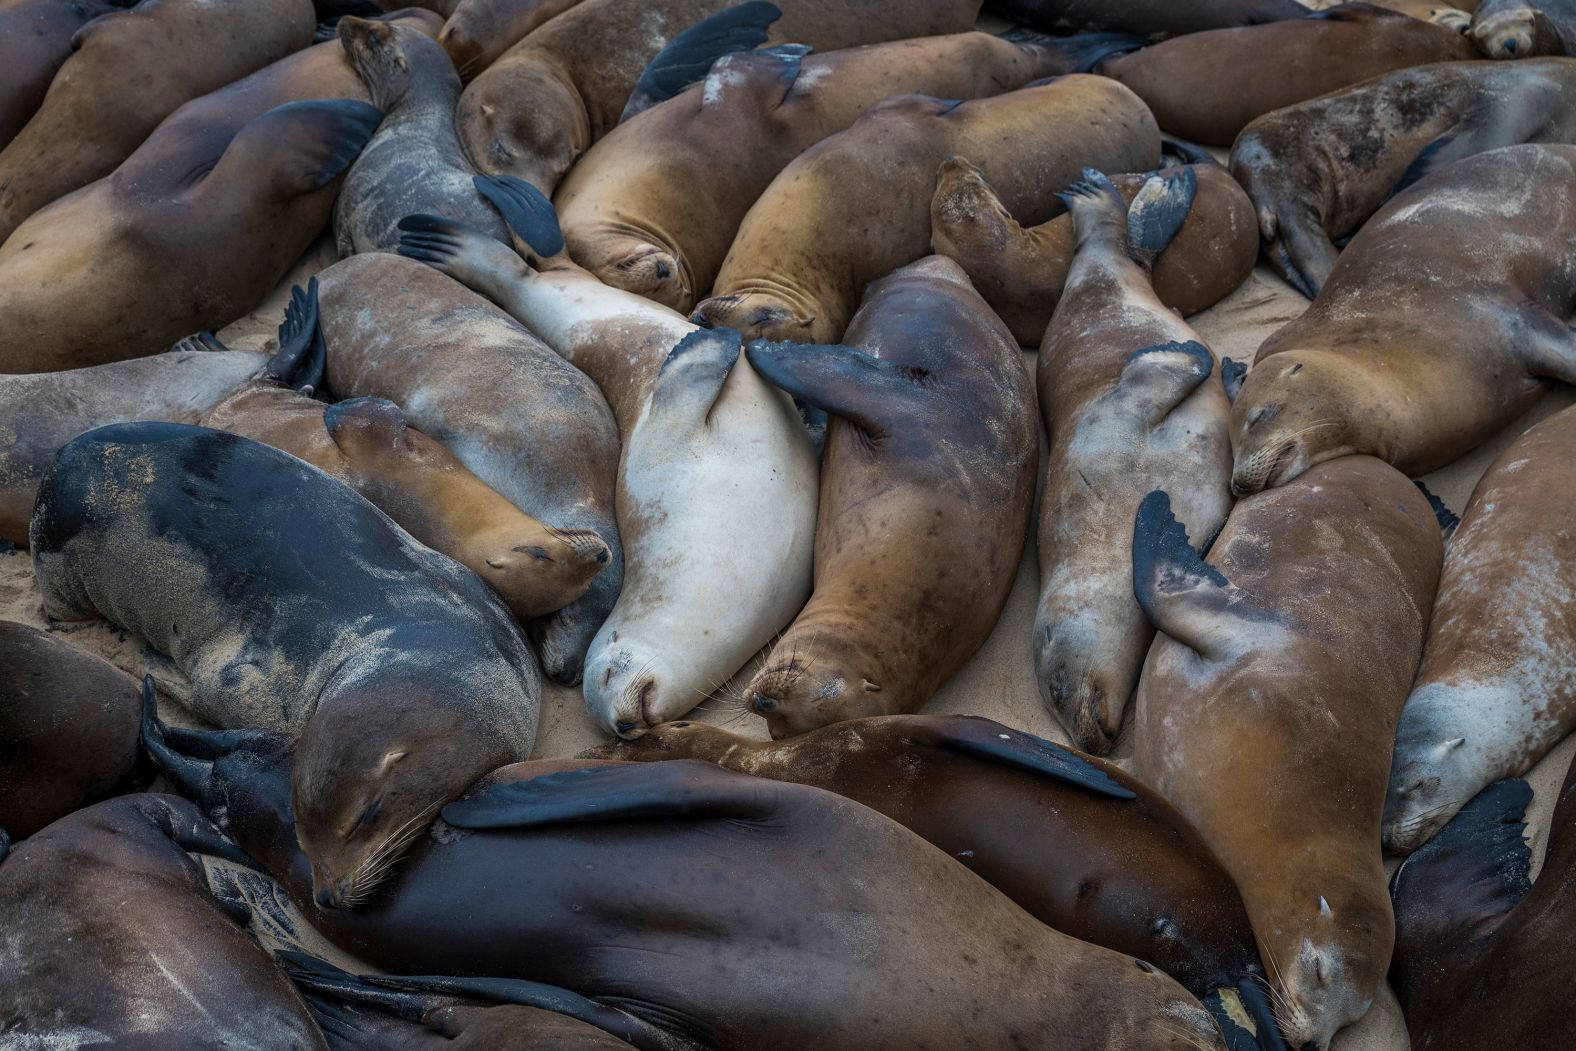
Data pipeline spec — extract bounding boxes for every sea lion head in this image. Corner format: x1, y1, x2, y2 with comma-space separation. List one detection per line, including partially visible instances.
472, 524, 612, 622
690, 291, 819, 344
743, 644, 890, 741
338, 17, 425, 110
1033, 608, 1133, 756
1229, 353, 1371, 495
455, 61, 589, 192
1261, 884, 1392, 1051
578, 235, 692, 311
582, 629, 683, 740
1471, 4, 1556, 59
1382, 685, 1477, 852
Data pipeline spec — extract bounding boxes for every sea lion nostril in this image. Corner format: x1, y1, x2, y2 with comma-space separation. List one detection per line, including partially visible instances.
615, 720, 637, 735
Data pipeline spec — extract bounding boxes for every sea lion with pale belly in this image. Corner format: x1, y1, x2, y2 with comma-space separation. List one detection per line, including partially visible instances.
1384, 403, 1576, 853
0, 0, 138, 149
1131, 457, 1443, 1049
694, 75, 1160, 344
398, 175, 816, 737
555, 32, 1075, 313
1229, 144, 1576, 495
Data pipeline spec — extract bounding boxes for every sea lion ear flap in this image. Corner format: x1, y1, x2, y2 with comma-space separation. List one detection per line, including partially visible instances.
1132, 491, 1259, 660
745, 339, 909, 437
263, 277, 327, 394
218, 99, 382, 199
648, 329, 743, 425
620, 0, 783, 121
1114, 341, 1214, 427
928, 716, 1136, 801
472, 174, 567, 264
440, 760, 774, 830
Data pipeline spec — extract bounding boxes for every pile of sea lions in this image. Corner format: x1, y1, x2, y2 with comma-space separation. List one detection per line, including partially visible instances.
3, 0, 1575, 1048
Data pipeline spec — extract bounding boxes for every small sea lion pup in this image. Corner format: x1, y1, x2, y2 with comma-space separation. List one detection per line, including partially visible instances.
1076, 4, 1478, 147
31, 424, 542, 909
398, 177, 817, 737
694, 75, 1160, 344
1471, 0, 1576, 57
1229, 144, 1576, 495
0, 0, 313, 241
741, 257, 1037, 738
0, 337, 263, 542
0, 621, 147, 841
0, 793, 325, 1049
1384, 404, 1576, 854
585, 714, 1285, 1050
1391, 774, 1576, 1050
203, 282, 609, 623
0, 0, 138, 149
984, 0, 1308, 37
316, 252, 621, 686
144, 716, 1231, 1051
456, 0, 984, 195
1031, 169, 1232, 755
1132, 458, 1443, 1049
1233, 58, 1576, 299
932, 147, 1256, 348
555, 32, 1077, 313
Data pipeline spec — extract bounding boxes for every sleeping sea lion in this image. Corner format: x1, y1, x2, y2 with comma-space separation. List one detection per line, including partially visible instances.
1132, 457, 1443, 1049
984, 0, 1310, 37
31, 425, 541, 909
1470, 0, 1576, 56
0, 0, 136, 149
439, 0, 589, 82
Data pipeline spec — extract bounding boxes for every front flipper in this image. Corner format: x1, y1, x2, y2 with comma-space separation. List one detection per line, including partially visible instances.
745, 340, 918, 439
620, 1, 783, 121
1112, 341, 1215, 428
1413, 480, 1460, 535
440, 760, 776, 829
645, 329, 742, 429
1126, 167, 1198, 267
473, 173, 567, 263
1221, 357, 1248, 402
211, 100, 382, 200
925, 716, 1136, 800
263, 277, 327, 394
397, 213, 531, 306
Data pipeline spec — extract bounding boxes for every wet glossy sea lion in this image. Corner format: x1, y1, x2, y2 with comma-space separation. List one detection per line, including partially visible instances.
439, 0, 587, 81
0, 0, 136, 149
585, 714, 1284, 1049
334, 16, 508, 254
985, 0, 1309, 37
1132, 457, 1443, 1049
31, 424, 541, 909
1384, 404, 1576, 853
144, 713, 1230, 1051
0, 793, 325, 1048
456, 0, 984, 195
1230, 145, 1576, 495
932, 151, 1257, 347
0, 97, 381, 373
694, 76, 1159, 344
1471, 0, 1576, 57
316, 251, 621, 686
1232, 59, 1576, 298
398, 177, 817, 737
1081, 5, 1478, 147
740, 257, 1036, 737
0, 0, 313, 241
204, 282, 609, 623
1031, 170, 1233, 754
0, 620, 146, 841
0, 340, 264, 542
555, 32, 1073, 313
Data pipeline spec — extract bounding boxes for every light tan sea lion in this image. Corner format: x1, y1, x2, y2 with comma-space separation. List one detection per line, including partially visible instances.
1132, 457, 1443, 1049
694, 75, 1160, 344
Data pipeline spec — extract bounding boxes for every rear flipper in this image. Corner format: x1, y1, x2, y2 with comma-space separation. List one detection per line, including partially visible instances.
645, 329, 742, 430
1057, 168, 1129, 252
1200, 980, 1290, 1051
263, 277, 326, 394
922, 715, 1136, 800
397, 213, 532, 308
1126, 167, 1197, 268
745, 339, 918, 441
168, 331, 231, 355
621, 1, 783, 121
1413, 480, 1460, 535
1037, 31, 1146, 73
1261, 204, 1337, 300
1110, 340, 1215, 428
1221, 357, 1248, 402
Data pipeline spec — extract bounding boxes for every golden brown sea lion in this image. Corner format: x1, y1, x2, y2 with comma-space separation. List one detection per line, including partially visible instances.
438, 0, 587, 81
0, 0, 136, 149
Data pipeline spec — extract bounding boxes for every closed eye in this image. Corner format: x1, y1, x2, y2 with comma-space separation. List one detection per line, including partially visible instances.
513, 545, 552, 562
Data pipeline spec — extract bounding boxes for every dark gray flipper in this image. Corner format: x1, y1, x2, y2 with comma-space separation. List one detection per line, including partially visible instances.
1041, 31, 1147, 72
929, 716, 1136, 800
1413, 480, 1460, 534
1221, 357, 1248, 402
142, 792, 258, 869
620, 2, 783, 121
169, 331, 231, 355
472, 174, 565, 258
263, 277, 326, 393
648, 329, 743, 427
745, 339, 920, 437
1113, 340, 1214, 426
1160, 139, 1218, 168
229, 100, 382, 196
1392, 134, 1458, 198
140, 676, 217, 804
0, 828, 10, 864
323, 397, 408, 446
1236, 978, 1290, 1051
1127, 167, 1198, 265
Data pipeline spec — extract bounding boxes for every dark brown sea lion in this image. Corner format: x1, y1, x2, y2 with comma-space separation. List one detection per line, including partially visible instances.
931, 151, 1257, 346
1080, 4, 1478, 147
1470, 0, 1576, 57
694, 75, 1160, 344
555, 31, 1073, 312
31, 424, 541, 910
1232, 58, 1576, 298
0, 793, 325, 1048
456, 0, 984, 195
985, 0, 1309, 37
584, 714, 1285, 1050
0, 0, 135, 149
143, 710, 1232, 1051
0, 0, 313, 241
1229, 145, 1576, 495
0, 620, 146, 841
439, 0, 587, 81
739, 256, 1037, 737
315, 251, 623, 685
1132, 457, 1443, 1049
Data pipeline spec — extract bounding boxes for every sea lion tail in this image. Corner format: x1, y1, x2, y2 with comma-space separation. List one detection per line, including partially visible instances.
1126, 166, 1198, 268
621, 1, 783, 121
1412, 480, 1460, 535
1034, 31, 1146, 74
472, 174, 566, 261
262, 277, 327, 395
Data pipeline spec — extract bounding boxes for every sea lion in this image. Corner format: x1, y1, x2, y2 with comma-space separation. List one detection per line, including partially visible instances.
0, 339, 264, 542
555, 32, 1074, 313
1369, 0, 1475, 29
31, 424, 542, 908
397, 177, 817, 737
1229, 145, 1576, 495
0, 0, 136, 149
315, 252, 621, 686
334, 16, 508, 254
984, 0, 1310, 37
203, 282, 609, 623
693, 75, 1160, 344
143, 713, 1231, 1051
931, 151, 1257, 347
1232, 59, 1576, 298
439, 0, 589, 82
1132, 457, 1443, 1049
583, 714, 1285, 1050
1390, 774, 1576, 1049
0, 97, 381, 374
1080, 4, 1479, 147
739, 257, 1037, 737
1031, 170, 1233, 755
1384, 404, 1576, 854
456, 0, 984, 195
0, 0, 313, 241
0, 793, 325, 1048
1470, 0, 1576, 56
0, 620, 146, 841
